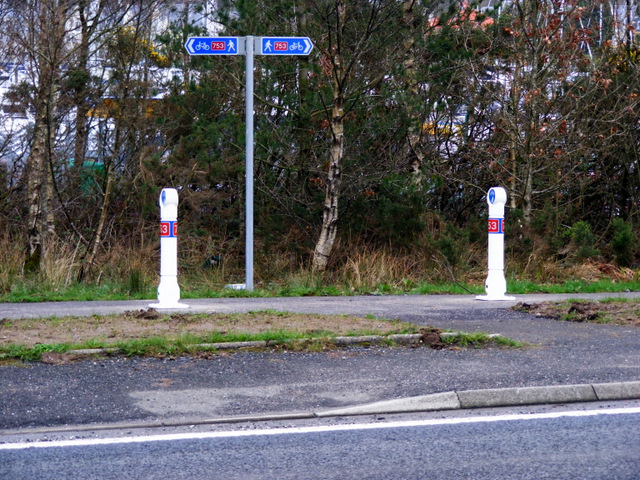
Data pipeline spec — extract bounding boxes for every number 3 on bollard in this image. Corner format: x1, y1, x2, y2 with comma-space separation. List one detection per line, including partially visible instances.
488, 218, 503, 234
160, 221, 177, 237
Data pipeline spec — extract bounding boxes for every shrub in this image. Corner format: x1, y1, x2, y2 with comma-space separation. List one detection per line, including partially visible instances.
570, 221, 600, 261
611, 218, 634, 267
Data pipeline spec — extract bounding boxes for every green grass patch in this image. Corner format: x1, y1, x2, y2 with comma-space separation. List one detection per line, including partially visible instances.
0, 343, 72, 362
599, 297, 633, 304
441, 332, 525, 349
3, 274, 640, 304
507, 278, 640, 294
3, 280, 153, 303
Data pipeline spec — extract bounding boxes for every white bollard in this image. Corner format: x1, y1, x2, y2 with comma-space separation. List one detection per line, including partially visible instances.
150, 188, 188, 309
476, 187, 515, 301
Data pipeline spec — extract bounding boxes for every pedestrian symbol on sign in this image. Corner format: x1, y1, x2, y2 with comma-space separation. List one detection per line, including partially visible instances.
259, 37, 314, 55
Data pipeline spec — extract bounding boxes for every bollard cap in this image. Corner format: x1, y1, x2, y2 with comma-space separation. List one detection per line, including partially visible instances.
487, 187, 507, 206
160, 188, 179, 207
159, 188, 179, 220
487, 187, 507, 218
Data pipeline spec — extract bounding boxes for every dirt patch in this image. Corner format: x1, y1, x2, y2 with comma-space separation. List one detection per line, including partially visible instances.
514, 300, 640, 326
0, 309, 416, 348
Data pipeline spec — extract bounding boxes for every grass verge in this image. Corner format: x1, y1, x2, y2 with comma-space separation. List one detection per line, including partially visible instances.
0, 311, 522, 363
507, 278, 640, 294
2, 276, 640, 303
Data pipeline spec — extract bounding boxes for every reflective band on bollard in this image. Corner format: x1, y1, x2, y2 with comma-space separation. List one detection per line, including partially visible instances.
150, 188, 188, 309
476, 187, 515, 301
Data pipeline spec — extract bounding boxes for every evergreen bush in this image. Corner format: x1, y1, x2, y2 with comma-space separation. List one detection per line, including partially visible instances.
611, 218, 634, 267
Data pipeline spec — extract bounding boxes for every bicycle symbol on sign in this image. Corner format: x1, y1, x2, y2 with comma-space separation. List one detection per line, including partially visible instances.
195, 41, 210, 51
290, 42, 304, 51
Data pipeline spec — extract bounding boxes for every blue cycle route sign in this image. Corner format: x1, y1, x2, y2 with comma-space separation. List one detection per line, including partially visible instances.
259, 37, 314, 55
185, 37, 244, 55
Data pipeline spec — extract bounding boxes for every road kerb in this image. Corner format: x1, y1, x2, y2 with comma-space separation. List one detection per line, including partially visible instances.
315, 382, 640, 418
315, 392, 460, 417
457, 384, 597, 408
592, 381, 640, 401
65, 332, 503, 358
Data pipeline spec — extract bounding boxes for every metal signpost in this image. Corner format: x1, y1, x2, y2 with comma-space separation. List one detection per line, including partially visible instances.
185, 35, 314, 291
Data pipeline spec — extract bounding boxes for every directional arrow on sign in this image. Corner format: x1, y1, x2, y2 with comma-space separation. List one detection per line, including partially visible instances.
258, 37, 314, 56
185, 37, 245, 55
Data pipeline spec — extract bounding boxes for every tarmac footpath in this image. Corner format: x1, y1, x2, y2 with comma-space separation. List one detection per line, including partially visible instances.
0, 293, 639, 434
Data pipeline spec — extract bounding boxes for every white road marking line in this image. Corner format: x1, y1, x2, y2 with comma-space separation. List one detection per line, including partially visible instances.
2, 407, 639, 451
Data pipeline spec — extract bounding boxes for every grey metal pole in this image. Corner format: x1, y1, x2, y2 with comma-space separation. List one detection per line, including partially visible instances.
245, 36, 254, 291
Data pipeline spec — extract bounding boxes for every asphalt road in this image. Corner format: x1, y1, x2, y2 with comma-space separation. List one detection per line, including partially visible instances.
2, 407, 639, 480
1, 293, 639, 432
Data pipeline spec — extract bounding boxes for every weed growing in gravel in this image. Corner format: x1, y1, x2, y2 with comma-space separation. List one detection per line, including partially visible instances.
441, 332, 524, 349
0, 343, 71, 362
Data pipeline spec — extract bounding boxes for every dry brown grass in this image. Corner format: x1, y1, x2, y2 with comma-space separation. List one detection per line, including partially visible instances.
0, 237, 24, 292
340, 249, 422, 290
0, 230, 637, 295
565, 261, 638, 282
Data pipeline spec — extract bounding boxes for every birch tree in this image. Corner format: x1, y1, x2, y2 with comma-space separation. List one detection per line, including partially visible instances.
6, 0, 72, 271
0, 0, 147, 272
309, 0, 406, 271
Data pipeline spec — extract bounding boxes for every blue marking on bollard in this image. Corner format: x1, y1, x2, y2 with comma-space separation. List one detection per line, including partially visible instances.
160, 221, 177, 238
488, 218, 504, 234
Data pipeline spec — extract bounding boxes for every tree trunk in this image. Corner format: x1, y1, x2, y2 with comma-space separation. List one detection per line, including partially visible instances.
78, 112, 123, 281
402, 0, 425, 179
25, 117, 57, 272
83, 160, 115, 275
312, 0, 346, 272
25, 116, 49, 272
25, 52, 60, 270
312, 92, 345, 272
523, 161, 533, 227
73, 0, 92, 171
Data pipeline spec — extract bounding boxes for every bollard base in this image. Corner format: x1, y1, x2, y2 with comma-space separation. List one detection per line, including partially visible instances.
475, 294, 516, 302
